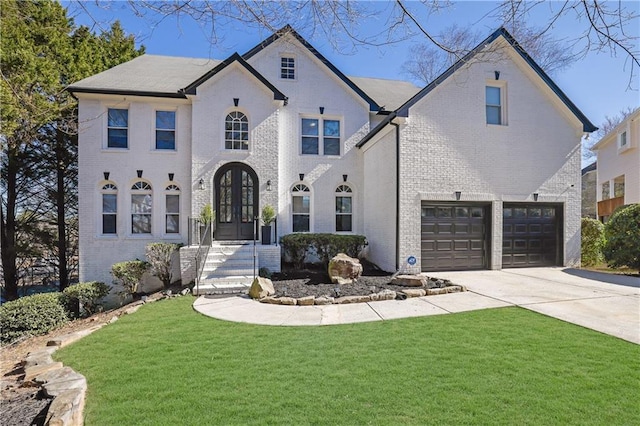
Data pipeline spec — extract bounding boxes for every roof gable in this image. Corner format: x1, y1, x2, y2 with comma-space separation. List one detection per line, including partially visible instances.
397, 27, 597, 132
243, 25, 380, 111
183, 52, 286, 101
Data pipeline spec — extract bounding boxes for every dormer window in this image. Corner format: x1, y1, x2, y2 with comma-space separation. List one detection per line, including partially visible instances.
281, 56, 295, 79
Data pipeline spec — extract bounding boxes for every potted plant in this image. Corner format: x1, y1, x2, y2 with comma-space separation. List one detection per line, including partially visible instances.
198, 204, 214, 245
260, 205, 276, 245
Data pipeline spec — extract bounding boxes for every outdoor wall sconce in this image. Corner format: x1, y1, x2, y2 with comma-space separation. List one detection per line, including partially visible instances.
494, 70, 500, 80
343, 174, 348, 182
198, 178, 205, 190
455, 191, 462, 201
266, 179, 272, 191
168, 173, 174, 181
137, 170, 143, 178
299, 173, 305, 181
319, 106, 325, 115
533, 193, 539, 202
233, 98, 239, 107
103, 172, 110, 180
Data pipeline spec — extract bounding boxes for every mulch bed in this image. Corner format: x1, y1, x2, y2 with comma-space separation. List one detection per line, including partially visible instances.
270, 262, 445, 299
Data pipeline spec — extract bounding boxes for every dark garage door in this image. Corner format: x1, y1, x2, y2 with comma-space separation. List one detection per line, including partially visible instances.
421, 203, 489, 271
502, 204, 561, 267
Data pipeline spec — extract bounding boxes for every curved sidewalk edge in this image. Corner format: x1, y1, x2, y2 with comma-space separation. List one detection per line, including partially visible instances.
192, 292, 512, 326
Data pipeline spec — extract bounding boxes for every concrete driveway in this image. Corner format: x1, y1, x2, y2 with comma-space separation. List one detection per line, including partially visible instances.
428, 267, 640, 344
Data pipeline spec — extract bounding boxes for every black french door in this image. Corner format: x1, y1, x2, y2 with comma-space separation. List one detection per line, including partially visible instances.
214, 163, 258, 240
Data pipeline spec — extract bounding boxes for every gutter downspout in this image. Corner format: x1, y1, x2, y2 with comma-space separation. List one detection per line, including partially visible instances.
391, 121, 400, 272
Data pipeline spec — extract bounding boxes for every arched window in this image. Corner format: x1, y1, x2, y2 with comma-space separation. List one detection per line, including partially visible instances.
335, 185, 352, 232
131, 181, 152, 234
101, 183, 118, 234
225, 111, 249, 150
292, 184, 310, 232
165, 184, 180, 234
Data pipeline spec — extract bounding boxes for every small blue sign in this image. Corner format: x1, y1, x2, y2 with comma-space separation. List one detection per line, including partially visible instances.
407, 256, 417, 266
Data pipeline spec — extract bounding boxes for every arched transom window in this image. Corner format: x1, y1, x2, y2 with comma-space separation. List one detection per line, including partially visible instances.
335, 185, 352, 232
131, 181, 152, 234
101, 183, 117, 234
225, 111, 249, 150
165, 185, 180, 234
292, 184, 310, 232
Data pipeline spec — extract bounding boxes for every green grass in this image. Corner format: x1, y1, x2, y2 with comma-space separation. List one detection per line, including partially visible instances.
56, 297, 640, 425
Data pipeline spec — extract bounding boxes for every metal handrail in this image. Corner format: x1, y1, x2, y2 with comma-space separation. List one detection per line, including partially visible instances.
194, 220, 211, 295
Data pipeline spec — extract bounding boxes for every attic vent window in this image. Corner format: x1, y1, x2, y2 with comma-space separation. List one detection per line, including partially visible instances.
281, 56, 295, 79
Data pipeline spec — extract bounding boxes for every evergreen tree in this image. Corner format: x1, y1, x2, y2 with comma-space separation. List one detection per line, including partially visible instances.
1, 1, 143, 300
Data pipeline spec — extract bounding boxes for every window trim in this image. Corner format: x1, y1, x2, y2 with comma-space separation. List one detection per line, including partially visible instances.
100, 182, 118, 236
155, 109, 177, 151
280, 55, 296, 80
164, 184, 180, 235
224, 110, 250, 151
485, 81, 507, 126
335, 184, 353, 233
130, 180, 153, 235
105, 107, 129, 149
300, 116, 342, 156
291, 183, 312, 233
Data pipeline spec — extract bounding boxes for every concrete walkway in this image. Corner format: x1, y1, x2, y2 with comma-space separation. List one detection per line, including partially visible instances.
193, 267, 640, 344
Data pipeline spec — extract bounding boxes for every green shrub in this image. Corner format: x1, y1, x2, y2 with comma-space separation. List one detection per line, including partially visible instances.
581, 217, 605, 266
603, 204, 640, 272
111, 260, 149, 298
146, 243, 180, 288
261, 205, 276, 225
258, 267, 272, 279
0, 293, 69, 344
280, 233, 368, 268
62, 282, 111, 318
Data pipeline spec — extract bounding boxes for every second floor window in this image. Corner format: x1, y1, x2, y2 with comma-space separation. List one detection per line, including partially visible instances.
486, 86, 502, 125
107, 108, 128, 148
225, 111, 249, 150
156, 111, 176, 150
301, 118, 341, 156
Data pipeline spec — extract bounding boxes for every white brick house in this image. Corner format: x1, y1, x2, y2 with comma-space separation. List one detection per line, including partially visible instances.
591, 107, 640, 221
69, 26, 596, 285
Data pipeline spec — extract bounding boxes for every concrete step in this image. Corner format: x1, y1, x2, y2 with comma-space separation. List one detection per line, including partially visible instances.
202, 268, 255, 277
193, 276, 253, 296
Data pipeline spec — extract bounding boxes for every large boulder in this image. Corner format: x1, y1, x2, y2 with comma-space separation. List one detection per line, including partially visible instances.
248, 277, 275, 299
391, 275, 427, 287
328, 253, 363, 285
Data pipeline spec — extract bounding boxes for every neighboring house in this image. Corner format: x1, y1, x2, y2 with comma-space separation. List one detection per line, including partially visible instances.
581, 161, 597, 218
68, 26, 596, 286
591, 108, 640, 222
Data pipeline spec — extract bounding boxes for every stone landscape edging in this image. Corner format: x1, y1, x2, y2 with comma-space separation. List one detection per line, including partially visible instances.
19, 289, 189, 426
258, 285, 467, 306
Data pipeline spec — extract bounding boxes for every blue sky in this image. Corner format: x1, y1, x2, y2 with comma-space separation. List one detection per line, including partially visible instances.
67, 1, 638, 152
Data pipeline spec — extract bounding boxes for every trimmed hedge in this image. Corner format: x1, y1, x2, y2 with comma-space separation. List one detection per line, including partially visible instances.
581, 217, 605, 267
62, 281, 110, 318
0, 293, 69, 344
603, 204, 640, 272
280, 233, 367, 267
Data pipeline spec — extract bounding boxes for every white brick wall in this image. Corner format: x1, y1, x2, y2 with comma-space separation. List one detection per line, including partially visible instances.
247, 37, 370, 239
77, 95, 191, 284
394, 46, 583, 272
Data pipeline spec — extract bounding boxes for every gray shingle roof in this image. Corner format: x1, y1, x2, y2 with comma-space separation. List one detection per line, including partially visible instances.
348, 76, 420, 112
68, 54, 220, 96
67, 53, 420, 108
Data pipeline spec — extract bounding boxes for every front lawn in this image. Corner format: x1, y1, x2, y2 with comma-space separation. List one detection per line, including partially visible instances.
56, 297, 640, 425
